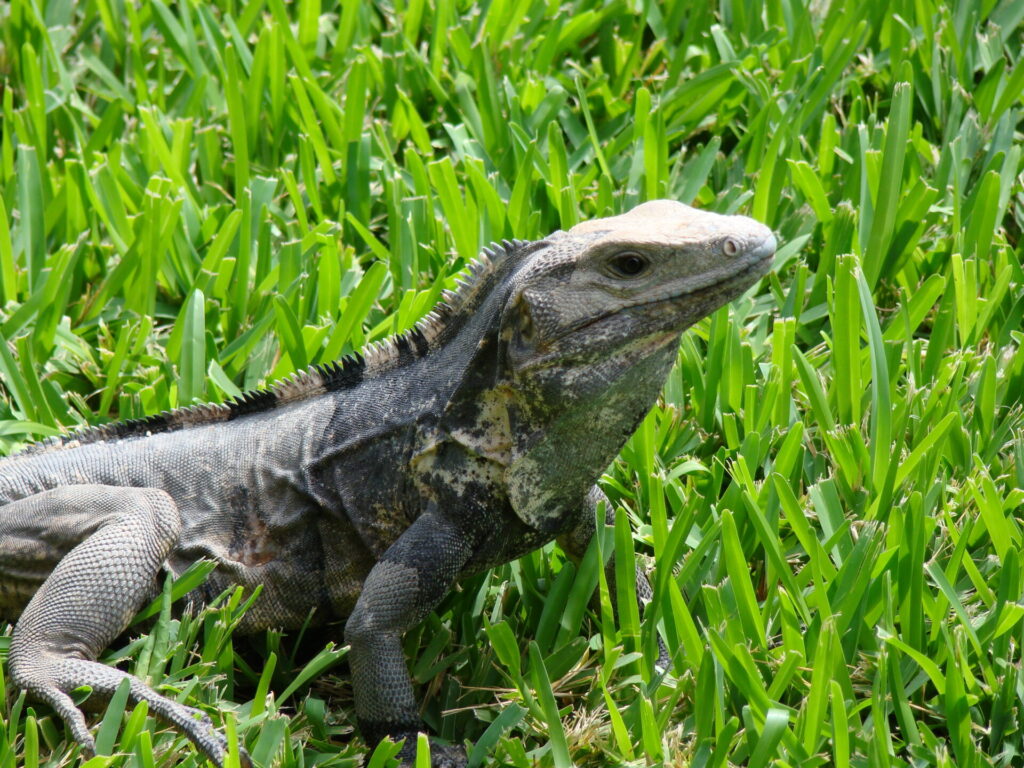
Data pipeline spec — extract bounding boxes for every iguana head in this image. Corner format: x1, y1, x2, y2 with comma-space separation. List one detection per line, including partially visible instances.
503, 199, 775, 375
498, 199, 776, 532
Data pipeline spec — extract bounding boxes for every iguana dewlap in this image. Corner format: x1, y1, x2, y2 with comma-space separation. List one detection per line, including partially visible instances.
0, 200, 775, 767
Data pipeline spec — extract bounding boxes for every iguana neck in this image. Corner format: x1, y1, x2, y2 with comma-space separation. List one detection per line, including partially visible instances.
503, 331, 681, 533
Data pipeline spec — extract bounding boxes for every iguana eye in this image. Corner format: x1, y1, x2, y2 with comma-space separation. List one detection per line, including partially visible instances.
607, 252, 649, 278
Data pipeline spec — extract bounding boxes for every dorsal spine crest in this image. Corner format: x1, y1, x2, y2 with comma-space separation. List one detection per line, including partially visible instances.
22, 238, 538, 454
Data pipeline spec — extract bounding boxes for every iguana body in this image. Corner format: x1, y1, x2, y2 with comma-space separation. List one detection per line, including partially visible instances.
0, 200, 775, 766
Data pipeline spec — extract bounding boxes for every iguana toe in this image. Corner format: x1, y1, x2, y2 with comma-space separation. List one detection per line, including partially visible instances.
172, 704, 250, 767
427, 744, 468, 768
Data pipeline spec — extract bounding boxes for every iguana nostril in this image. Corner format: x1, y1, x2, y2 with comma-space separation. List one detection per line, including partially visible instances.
723, 237, 739, 256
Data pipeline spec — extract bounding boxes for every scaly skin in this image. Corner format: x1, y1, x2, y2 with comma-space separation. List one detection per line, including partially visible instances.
0, 200, 775, 767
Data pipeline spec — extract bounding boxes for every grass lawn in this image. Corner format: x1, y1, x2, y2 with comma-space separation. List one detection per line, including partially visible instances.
2, 0, 1023, 765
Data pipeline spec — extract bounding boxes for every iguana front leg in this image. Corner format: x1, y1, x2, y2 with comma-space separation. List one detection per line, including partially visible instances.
346, 510, 476, 767
557, 486, 670, 669
3, 485, 241, 765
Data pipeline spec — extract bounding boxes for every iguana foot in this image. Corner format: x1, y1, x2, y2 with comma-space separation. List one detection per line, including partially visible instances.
173, 704, 252, 767
396, 738, 467, 768
4, 486, 249, 766
13, 667, 247, 766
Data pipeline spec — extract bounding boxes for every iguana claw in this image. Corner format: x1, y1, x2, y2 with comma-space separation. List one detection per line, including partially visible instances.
396, 739, 467, 768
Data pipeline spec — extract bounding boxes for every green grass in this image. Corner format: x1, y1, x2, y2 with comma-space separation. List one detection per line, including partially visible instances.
1, 0, 1023, 765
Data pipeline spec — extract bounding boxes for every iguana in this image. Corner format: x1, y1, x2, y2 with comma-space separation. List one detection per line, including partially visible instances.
0, 199, 775, 767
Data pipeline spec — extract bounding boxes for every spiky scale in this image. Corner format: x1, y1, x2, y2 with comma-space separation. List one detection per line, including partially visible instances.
18, 239, 535, 456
